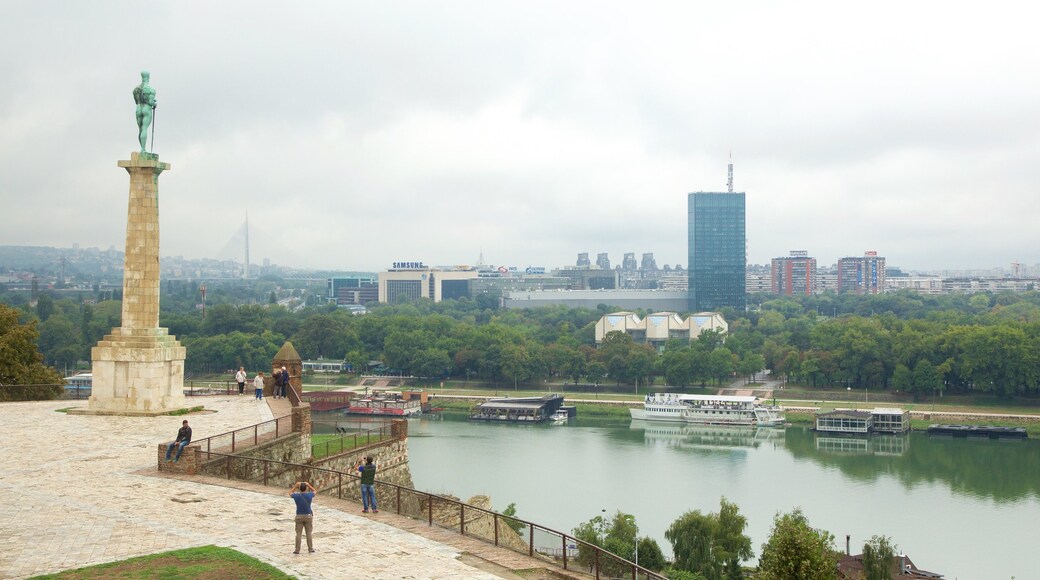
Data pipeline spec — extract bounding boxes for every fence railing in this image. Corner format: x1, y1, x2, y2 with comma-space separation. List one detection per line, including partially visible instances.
184, 380, 238, 396
0, 384, 75, 402
191, 414, 295, 456
198, 452, 664, 580
312, 424, 392, 459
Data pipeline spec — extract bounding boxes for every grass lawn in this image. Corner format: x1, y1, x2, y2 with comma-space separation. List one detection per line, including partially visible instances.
311, 432, 390, 459
29, 545, 293, 580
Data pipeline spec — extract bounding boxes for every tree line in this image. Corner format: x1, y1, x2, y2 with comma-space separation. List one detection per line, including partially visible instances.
572, 499, 901, 580
5, 281, 1040, 397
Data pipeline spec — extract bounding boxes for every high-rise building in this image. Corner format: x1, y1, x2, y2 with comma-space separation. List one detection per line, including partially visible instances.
771, 251, 817, 295
596, 253, 611, 270
688, 172, 746, 311
837, 251, 886, 294
640, 253, 658, 271
576, 253, 591, 267
622, 253, 638, 271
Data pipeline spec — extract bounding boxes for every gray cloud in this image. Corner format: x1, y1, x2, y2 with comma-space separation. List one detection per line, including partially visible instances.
2, 0, 1039, 273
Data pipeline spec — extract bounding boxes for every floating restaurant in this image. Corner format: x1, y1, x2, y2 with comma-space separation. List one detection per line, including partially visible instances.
815, 408, 911, 434
471, 394, 568, 422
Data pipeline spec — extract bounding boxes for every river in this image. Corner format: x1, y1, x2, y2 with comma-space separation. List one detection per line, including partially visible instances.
382, 412, 1038, 580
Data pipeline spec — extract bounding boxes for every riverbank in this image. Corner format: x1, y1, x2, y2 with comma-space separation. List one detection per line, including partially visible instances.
431, 396, 1040, 436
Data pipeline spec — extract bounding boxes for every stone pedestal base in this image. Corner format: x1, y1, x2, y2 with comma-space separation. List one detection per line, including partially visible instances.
80, 327, 188, 416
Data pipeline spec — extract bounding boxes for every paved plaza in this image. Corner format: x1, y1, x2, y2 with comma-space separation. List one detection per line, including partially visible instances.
0, 396, 507, 579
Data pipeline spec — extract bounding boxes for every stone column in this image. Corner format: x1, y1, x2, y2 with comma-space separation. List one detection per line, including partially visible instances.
81, 152, 187, 415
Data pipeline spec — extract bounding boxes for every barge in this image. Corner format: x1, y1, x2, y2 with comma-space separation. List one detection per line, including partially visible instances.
927, 424, 1027, 439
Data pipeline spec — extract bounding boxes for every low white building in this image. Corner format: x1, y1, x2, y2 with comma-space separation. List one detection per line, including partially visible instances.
594, 311, 728, 350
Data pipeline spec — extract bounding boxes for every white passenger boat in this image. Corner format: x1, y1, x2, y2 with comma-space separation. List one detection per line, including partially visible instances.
629, 393, 785, 427
550, 410, 569, 423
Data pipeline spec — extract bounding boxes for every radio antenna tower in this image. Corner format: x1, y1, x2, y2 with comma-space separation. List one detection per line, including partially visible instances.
244, 212, 251, 280
727, 150, 734, 193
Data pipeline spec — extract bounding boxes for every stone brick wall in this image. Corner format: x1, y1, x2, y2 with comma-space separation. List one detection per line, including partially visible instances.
157, 444, 200, 475
310, 438, 416, 510
197, 433, 311, 481
292, 404, 312, 434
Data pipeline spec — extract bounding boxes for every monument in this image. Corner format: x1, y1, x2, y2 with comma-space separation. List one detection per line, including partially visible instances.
82, 72, 187, 415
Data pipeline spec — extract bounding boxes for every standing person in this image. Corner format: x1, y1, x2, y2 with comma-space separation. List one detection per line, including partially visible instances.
164, 419, 192, 462
254, 371, 265, 400
357, 456, 378, 513
235, 366, 247, 395
289, 481, 318, 554
279, 366, 290, 399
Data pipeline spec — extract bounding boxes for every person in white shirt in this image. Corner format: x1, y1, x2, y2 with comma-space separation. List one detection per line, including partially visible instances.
235, 366, 247, 395
253, 371, 265, 400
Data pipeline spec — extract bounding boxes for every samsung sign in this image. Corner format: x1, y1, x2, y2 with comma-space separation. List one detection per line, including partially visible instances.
392, 262, 427, 269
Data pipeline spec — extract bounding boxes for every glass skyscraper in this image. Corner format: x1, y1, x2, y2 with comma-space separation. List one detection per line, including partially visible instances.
688, 191, 746, 312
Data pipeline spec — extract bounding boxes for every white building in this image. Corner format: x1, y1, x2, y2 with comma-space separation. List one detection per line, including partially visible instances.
594, 311, 728, 350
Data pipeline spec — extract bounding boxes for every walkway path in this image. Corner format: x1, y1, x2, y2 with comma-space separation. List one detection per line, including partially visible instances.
0, 396, 556, 579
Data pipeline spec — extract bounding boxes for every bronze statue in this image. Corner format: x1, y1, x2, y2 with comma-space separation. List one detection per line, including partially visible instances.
133, 71, 157, 153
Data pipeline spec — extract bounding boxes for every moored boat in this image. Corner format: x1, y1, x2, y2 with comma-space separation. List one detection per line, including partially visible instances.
630, 393, 784, 427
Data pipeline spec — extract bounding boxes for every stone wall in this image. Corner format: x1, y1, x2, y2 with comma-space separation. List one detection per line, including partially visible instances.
310, 438, 418, 513
430, 494, 530, 553
198, 433, 311, 482
157, 444, 200, 475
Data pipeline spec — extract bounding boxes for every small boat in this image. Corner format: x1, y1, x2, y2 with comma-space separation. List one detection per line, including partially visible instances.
550, 410, 569, 423
630, 393, 785, 427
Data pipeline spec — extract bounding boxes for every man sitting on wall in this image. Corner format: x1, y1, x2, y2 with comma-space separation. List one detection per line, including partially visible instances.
164, 419, 192, 462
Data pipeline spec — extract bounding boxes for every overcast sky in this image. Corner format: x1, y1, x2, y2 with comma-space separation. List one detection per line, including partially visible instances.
2, 1, 1039, 272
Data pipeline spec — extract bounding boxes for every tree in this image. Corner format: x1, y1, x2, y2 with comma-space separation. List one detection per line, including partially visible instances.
666, 498, 752, 580
912, 359, 942, 401
637, 536, 666, 572
861, 535, 896, 580
736, 352, 766, 383
35, 293, 55, 322
413, 348, 451, 379
0, 303, 63, 399
500, 343, 531, 389
292, 313, 350, 359
572, 511, 639, 576
891, 363, 912, 394
757, 509, 838, 580
37, 315, 83, 371
501, 502, 525, 534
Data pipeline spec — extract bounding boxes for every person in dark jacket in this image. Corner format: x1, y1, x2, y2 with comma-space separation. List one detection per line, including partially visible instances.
277, 366, 289, 399
357, 456, 378, 513
164, 420, 192, 462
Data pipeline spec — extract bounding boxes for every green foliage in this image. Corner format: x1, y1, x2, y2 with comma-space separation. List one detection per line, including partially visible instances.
757, 509, 838, 580
501, 502, 525, 534
665, 497, 752, 580
665, 569, 708, 580
0, 303, 63, 397
572, 511, 639, 576
168, 406, 205, 416
637, 536, 667, 572
862, 535, 896, 580
13, 277, 1040, 398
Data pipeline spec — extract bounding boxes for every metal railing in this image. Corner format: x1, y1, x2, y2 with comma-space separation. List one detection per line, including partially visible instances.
191, 414, 294, 455
198, 452, 664, 580
0, 384, 77, 402
185, 380, 237, 396
312, 424, 392, 459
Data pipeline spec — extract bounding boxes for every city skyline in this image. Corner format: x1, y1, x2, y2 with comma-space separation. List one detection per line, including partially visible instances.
3, 2, 1039, 272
